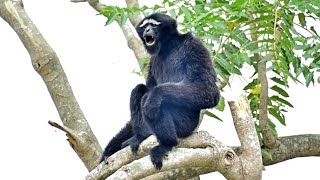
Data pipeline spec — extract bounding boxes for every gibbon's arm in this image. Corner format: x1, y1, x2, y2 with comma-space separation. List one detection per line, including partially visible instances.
142, 82, 219, 119
146, 68, 157, 89
149, 82, 219, 110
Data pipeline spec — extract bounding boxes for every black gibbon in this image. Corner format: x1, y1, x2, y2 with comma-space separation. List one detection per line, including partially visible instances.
101, 13, 220, 170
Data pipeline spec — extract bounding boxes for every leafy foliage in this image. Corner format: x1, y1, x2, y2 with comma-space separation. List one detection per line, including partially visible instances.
101, 0, 320, 156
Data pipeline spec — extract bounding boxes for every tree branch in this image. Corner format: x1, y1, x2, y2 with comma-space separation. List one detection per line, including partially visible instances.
0, 0, 101, 171
257, 60, 276, 148
142, 167, 212, 180
85, 131, 243, 180
86, 95, 264, 180
125, 0, 143, 27
264, 134, 320, 165
228, 95, 262, 179
249, 14, 276, 149
107, 148, 216, 180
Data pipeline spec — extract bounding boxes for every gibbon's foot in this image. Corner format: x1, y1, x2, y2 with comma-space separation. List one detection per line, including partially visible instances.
149, 145, 171, 170
121, 136, 141, 154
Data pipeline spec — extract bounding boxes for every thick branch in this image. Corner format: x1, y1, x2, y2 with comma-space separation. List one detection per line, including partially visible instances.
228, 95, 262, 179
264, 134, 320, 165
142, 167, 212, 180
0, 0, 101, 171
86, 131, 243, 180
107, 148, 215, 180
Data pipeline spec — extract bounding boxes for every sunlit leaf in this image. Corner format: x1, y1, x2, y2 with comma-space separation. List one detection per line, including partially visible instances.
271, 85, 289, 97
105, 11, 118, 26
271, 77, 287, 86
262, 149, 273, 160
269, 108, 286, 125
270, 96, 294, 108
297, 13, 306, 27
204, 110, 223, 122
244, 79, 259, 90
120, 13, 128, 27
251, 86, 261, 95
182, 7, 192, 21
215, 96, 225, 111
169, 9, 177, 19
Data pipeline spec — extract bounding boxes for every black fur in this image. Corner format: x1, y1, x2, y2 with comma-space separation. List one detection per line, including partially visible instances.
101, 13, 220, 169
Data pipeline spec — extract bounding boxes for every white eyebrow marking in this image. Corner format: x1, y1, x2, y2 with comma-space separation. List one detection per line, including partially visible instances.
139, 18, 161, 27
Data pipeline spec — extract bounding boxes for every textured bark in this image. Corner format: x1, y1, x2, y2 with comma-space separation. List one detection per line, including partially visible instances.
249, 14, 276, 149
142, 167, 212, 180
264, 134, 320, 165
229, 95, 262, 180
0, 0, 102, 171
86, 131, 242, 180
86, 96, 262, 180
257, 60, 277, 149
2, 0, 320, 179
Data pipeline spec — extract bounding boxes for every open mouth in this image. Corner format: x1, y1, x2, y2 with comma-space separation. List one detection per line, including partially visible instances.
144, 35, 155, 46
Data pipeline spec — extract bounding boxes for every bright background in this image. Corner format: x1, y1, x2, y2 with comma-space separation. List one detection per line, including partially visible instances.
0, 0, 319, 179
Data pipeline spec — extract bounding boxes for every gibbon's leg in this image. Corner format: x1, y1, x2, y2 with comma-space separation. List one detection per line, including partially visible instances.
100, 122, 133, 162
143, 82, 220, 119
121, 85, 152, 153
171, 108, 200, 138
101, 84, 149, 161
146, 108, 178, 170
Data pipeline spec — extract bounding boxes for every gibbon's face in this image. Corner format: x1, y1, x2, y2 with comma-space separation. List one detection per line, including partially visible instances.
139, 18, 161, 47
136, 13, 178, 55
136, 17, 162, 55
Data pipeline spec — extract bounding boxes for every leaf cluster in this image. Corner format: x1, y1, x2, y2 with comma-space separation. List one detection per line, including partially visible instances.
101, 0, 320, 157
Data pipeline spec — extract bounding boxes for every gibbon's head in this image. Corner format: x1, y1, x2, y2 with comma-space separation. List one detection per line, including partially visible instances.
136, 13, 178, 55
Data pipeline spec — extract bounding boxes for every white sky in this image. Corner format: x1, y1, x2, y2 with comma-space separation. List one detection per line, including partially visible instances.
0, 0, 319, 179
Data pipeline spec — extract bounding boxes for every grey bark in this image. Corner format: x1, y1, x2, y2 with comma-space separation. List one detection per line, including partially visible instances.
86, 96, 262, 180
0, 0, 102, 171
249, 14, 277, 149
2, 0, 320, 179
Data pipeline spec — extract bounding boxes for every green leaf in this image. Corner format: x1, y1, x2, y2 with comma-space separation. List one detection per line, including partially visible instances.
305, 72, 314, 87
251, 48, 270, 54
204, 110, 223, 122
261, 56, 273, 62
271, 77, 286, 86
270, 96, 294, 108
318, 77, 320, 84
169, 9, 177, 19
268, 120, 278, 136
239, 53, 251, 65
268, 108, 286, 125
243, 79, 259, 90
182, 7, 191, 21
215, 96, 225, 112
261, 149, 273, 160
297, 13, 306, 27
120, 13, 128, 27
230, 0, 248, 10
245, 15, 274, 25
105, 11, 118, 26
153, 4, 162, 11
270, 85, 289, 97
216, 53, 231, 73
